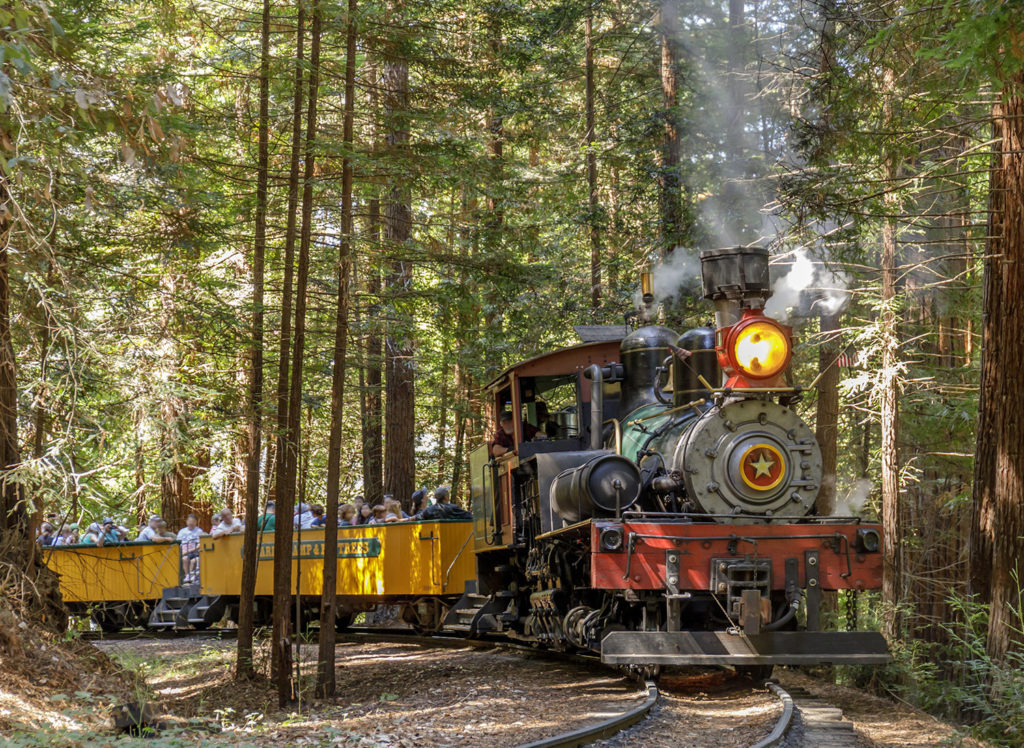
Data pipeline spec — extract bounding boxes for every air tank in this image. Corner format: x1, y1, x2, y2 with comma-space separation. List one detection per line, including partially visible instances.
550, 453, 642, 523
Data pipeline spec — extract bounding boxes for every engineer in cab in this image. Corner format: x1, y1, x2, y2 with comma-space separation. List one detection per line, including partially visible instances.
489, 410, 539, 458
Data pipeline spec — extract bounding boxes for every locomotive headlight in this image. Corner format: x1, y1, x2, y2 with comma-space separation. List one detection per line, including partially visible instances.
599, 525, 624, 552
732, 320, 790, 379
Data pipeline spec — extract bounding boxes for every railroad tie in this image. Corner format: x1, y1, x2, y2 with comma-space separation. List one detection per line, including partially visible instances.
782, 688, 859, 748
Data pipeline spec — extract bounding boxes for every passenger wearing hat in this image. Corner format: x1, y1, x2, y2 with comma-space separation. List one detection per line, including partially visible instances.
95, 518, 124, 546
137, 514, 174, 543
79, 522, 102, 545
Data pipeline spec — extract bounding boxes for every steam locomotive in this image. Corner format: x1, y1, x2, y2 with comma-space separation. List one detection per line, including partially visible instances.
447, 245, 889, 675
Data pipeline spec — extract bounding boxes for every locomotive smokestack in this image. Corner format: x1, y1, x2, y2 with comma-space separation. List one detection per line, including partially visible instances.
699, 246, 771, 330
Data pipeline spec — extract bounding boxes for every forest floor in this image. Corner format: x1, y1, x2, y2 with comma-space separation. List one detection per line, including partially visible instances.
81, 635, 779, 747
0, 628, 992, 747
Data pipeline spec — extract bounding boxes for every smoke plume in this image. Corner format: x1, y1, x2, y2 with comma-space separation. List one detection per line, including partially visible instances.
764, 249, 849, 323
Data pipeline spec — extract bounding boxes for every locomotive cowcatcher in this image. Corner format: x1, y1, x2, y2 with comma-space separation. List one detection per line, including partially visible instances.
443, 246, 890, 675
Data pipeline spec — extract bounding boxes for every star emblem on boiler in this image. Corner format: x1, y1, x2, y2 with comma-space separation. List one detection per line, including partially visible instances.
750, 451, 776, 478
738, 443, 786, 492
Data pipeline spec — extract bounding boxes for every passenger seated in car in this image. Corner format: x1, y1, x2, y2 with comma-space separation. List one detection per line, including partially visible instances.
36, 522, 56, 545
176, 513, 204, 582
51, 524, 75, 546
156, 519, 176, 540
257, 500, 275, 532
79, 522, 102, 545
294, 502, 315, 529
210, 508, 243, 538
357, 503, 373, 525
383, 498, 404, 523
97, 518, 125, 546
310, 504, 326, 527
339, 504, 357, 526
368, 504, 387, 524
137, 514, 174, 543
411, 490, 430, 516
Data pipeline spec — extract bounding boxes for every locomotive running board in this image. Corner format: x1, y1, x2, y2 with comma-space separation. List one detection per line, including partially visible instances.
600, 631, 891, 666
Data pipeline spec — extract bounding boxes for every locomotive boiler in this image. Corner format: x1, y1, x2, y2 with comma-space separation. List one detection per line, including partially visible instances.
450, 245, 889, 675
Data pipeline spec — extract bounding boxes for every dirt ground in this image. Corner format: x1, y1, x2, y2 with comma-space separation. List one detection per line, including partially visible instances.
7, 632, 994, 747
775, 669, 991, 748
84, 636, 784, 747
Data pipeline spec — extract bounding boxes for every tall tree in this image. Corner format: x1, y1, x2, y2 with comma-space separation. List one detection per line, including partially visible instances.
880, 63, 903, 643
657, 0, 684, 253
382, 4, 416, 511
971, 73, 1024, 661
317, 0, 358, 698
585, 10, 601, 312
237, 0, 272, 681
271, 0, 307, 702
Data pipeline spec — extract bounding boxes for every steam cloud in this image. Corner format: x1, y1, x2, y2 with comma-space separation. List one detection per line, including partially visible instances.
764, 249, 850, 323
833, 478, 872, 517
635, 250, 703, 309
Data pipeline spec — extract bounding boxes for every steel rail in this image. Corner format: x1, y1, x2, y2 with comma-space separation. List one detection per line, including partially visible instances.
748, 682, 795, 748
514, 679, 658, 748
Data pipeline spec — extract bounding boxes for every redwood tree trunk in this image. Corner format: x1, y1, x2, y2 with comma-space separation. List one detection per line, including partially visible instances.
880, 73, 902, 642
971, 79, 1024, 661
317, 0, 356, 698
271, 0, 307, 703
0, 169, 23, 539
815, 312, 841, 515
236, 0, 271, 681
658, 2, 684, 254
585, 11, 601, 312
382, 32, 416, 512
362, 201, 383, 507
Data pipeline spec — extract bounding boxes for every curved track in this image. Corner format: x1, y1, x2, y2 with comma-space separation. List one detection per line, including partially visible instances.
751, 682, 856, 748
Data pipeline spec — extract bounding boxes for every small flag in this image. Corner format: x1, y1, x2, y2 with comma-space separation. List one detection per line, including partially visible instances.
836, 346, 857, 369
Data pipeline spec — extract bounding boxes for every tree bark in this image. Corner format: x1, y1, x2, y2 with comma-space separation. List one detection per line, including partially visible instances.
0, 168, 23, 539
814, 312, 841, 515
971, 78, 1024, 661
880, 65, 902, 643
362, 198, 384, 506
272, 0, 307, 702
237, 0, 271, 682
382, 21, 416, 512
657, 2, 684, 254
585, 11, 601, 313
316, 0, 356, 699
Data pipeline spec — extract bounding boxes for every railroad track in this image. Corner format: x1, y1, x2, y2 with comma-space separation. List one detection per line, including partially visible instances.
753, 682, 857, 748
80, 627, 238, 642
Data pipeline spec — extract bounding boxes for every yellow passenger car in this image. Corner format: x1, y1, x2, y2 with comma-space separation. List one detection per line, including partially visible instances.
43, 542, 184, 632
190, 520, 476, 631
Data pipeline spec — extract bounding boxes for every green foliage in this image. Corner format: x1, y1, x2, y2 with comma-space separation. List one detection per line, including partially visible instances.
894, 587, 1024, 746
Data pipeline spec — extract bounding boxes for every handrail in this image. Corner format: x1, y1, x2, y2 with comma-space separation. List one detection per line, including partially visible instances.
444, 528, 475, 588
603, 418, 622, 455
